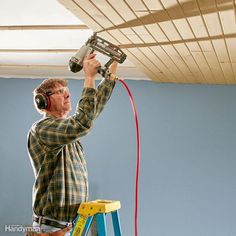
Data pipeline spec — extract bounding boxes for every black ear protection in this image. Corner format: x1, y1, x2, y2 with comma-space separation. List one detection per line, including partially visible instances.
34, 93, 51, 110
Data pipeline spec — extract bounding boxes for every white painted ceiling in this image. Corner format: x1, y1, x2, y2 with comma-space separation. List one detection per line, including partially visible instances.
0, 0, 146, 80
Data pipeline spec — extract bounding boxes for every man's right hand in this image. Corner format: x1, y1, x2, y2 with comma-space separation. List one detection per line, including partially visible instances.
83, 53, 101, 88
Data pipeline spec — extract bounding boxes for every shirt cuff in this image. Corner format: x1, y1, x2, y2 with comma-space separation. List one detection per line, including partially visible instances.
102, 77, 116, 87
81, 87, 96, 98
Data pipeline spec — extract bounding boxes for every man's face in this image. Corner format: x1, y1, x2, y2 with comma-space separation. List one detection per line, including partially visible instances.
48, 83, 71, 116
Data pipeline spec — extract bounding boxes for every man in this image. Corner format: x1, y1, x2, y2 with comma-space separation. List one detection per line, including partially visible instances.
27, 53, 117, 235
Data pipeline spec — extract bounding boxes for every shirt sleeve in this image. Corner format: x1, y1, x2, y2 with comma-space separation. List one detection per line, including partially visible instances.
35, 78, 115, 147
95, 77, 116, 118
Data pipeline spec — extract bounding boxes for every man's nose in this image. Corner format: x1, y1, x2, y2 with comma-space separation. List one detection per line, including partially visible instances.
64, 89, 70, 97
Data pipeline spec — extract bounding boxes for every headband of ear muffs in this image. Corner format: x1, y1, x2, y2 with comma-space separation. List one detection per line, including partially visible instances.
35, 93, 51, 110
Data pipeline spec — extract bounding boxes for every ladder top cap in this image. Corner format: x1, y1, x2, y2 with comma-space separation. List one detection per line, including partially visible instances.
78, 199, 121, 216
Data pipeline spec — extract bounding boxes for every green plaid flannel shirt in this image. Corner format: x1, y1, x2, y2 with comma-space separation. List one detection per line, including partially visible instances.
27, 78, 115, 222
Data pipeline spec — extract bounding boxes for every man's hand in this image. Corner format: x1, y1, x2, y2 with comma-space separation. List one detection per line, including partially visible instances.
83, 53, 101, 88
108, 61, 118, 81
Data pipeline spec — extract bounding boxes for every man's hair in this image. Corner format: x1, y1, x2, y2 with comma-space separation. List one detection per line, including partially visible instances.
33, 78, 68, 114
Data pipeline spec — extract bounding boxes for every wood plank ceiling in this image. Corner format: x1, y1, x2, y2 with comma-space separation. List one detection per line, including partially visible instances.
58, 0, 236, 84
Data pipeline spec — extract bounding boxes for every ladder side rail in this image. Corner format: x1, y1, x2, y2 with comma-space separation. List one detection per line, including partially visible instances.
111, 210, 122, 236
96, 213, 108, 236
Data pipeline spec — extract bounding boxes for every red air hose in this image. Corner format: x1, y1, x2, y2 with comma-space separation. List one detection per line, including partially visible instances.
118, 79, 140, 236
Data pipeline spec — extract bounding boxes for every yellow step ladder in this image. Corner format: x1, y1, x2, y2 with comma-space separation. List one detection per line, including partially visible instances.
71, 200, 122, 236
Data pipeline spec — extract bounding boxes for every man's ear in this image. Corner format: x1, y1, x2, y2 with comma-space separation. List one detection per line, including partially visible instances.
35, 93, 51, 109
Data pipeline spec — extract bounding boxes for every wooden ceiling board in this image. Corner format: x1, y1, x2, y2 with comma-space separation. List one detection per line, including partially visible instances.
157, 50, 191, 83
123, 48, 164, 82
161, 44, 195, 83
104, 0, 137, 22
202, 12, 222, 36
172, 18, 195, 40
212, 39, 235, 84
145, 23, 169, 42
159, 21, 183, 41
189, 2, 228, 84
141, 0, 163, 11
128, 47, 167, 82
58, 0, 236, 84
140, 46, 179, 83
120, 28, 144, 44
174, 43, 206, 83
187, 15, 208, 38
132, 26, 156, 43
74, 0, 114, 28
226, 38, 236, 80
58, 0, 103, 31
186, 41, 215, 83
101, 29, 131, 44
90, 0, 125, 26
124, 0, 149, 17
164, 0, 209, 84
198, 40, 226, 84
226, 38, 236, 62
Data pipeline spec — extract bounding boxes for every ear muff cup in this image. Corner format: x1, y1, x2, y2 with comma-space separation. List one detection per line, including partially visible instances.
35, 93, 50, 109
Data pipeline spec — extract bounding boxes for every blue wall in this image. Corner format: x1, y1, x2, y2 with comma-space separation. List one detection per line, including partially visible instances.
0, 78, 236, 236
